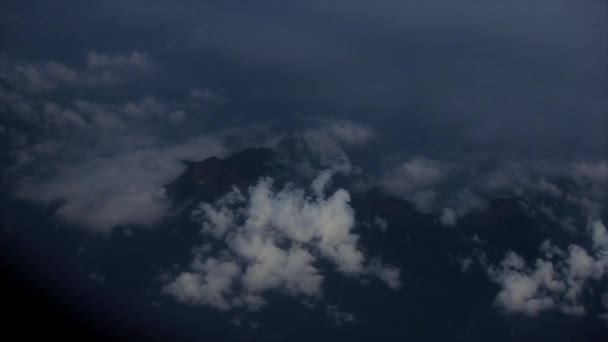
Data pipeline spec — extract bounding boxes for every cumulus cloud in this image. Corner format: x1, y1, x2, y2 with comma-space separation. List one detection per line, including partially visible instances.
193, 187, 246, 239
164, 257, 241, 310
165, 166, 400, 311
241, 177, 363, 274
486, 220, 608, 318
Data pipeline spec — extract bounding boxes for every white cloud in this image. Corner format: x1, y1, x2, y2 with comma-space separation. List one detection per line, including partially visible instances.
193, 188, 245, 239
165, 166, 400, 311
4, 81, 229, 234
237, 176, 364, 274
15, 135, 227, 233
489, 252, 559, 315
164, 257, 241, 311
486, 220, 608, 319
233, 238, 323, 301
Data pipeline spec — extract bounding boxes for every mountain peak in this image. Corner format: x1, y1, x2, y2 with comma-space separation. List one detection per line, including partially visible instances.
165, 147, 296, 205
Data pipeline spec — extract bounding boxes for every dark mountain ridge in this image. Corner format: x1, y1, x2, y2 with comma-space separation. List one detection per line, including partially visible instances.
164, 142, 590, 266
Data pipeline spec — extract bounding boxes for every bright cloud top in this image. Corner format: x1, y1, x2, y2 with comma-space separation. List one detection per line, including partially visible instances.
486, 220, 608, 321
164, 167, 401, 311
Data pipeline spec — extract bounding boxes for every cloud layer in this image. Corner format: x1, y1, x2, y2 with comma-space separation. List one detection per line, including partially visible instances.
15, 135, 227, 232
0, 51, 152, 92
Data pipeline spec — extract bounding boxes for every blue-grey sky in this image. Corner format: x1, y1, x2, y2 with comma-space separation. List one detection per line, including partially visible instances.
2, 1, 606, 159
